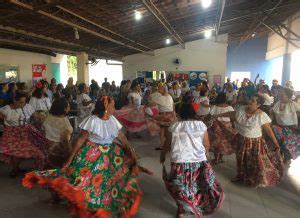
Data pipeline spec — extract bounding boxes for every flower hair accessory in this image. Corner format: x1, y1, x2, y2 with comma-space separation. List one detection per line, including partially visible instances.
35, 81, 43, 89
192, 101, 199, 113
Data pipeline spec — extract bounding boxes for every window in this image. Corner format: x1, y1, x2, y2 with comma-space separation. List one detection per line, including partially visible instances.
230, 71, 251, 87
291, 50, 300, 91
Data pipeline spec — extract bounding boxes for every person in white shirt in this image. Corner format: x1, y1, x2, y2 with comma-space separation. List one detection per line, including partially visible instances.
23, 96, 146, 217
225, 84, 237, 106
168, 82, 181, 103
209, 93, 236, 164
258, 85, 274, 114
215, 94, 283, 187
271, 87, 300, 162
76, 83, 94, 124
196, 90, 210, 118
180, 81, 190, 95
0, 91, 45, 177
160, 94, 224, 218
192, 83, 201, 99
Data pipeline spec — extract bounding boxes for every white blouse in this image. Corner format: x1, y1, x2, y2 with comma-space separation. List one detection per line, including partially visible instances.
151, 94, 174, 112
169, 89, 181, 99
226, 90, 237, 101
169, 121, 207, 163
76, 93, 94, 123
79, 115, 122, 144
42, 114, 73, 143
0, 104, 35, 126
196, 96, 210, 116
210, 105, 234, 122
234, 106, 271, 138
128, 92, 142, 106
259, 93, 274, 106
272, 101, 300, 126
29, 97, 51, 111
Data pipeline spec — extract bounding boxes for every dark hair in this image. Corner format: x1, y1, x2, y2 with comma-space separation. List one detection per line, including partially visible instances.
281, 87, 293, 99
78, 83, 86, 93
7, 82, 16, 94
130, 82, 139, 90
64, 92, 72, 101
178, 91, 196, 119
32, 87, 45, 98
253, 94, 265, 106
50, 97, 69, 116
93, 96, 113, 118
120, 80, 127, 86
14, 91, 27, 101
200, 90, 207, 97
215, 93, 227, 104
56, 83, 64, 91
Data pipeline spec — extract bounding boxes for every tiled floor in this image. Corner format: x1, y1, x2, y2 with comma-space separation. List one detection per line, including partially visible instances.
0, 132, 299, 218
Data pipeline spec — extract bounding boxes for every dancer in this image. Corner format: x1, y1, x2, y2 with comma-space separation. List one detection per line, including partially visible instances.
215, 95, 283, 187
161, 93, 224, 218
42, 97, 73, 168
23, 96, 142, 218
209, 93, 236, 164
196, 90, 210, 119
271, 87, 300, 162
0, 91, 46, 177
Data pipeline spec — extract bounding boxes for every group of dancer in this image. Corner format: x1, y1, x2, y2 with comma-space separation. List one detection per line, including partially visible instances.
0, 76, 299, 218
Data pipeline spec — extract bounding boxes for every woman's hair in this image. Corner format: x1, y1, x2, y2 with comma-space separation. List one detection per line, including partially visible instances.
14, 91, 27, 101
120, 80, 127, 87
93, 96, 113, 118
130, 82, 139, 90
78, 83, 86, 93
49, 97, 69, 116
200, 90, 207, 97
280, 87, 293, 99
253, 94, 265, 106
179, 91, 196, 119
32, 87, 44, 99
7, 82, 16, 93
215, 93, 227, 104
261, 85, 271, 95
56, 83, 64, 91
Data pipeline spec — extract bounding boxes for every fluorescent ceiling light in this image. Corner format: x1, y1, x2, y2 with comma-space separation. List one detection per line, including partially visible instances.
202, 0, 212, 9
166, 38, 171, 44
204, 29, 212, 38
135, 10, 142, 20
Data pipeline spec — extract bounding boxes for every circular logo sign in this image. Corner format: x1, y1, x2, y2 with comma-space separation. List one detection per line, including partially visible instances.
190, 72, 197, 80
199, 72, 207, 80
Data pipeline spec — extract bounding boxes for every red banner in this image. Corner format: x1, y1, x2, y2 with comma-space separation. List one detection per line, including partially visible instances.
32, 64, 46, 79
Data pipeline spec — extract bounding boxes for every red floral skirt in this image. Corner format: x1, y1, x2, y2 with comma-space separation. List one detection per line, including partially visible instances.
0, 125, 46, 167
232, 134, 284, 187
163, 162, 224, 217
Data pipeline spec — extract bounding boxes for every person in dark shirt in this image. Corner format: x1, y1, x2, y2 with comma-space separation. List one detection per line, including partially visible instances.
101, 77, 110, 93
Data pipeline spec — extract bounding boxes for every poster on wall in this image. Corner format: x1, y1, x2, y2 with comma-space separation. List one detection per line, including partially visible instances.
189, 71, 207, 87
32, 64, 46, 83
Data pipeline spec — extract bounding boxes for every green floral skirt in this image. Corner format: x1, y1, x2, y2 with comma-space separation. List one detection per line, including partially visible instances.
23, 140, 141, 218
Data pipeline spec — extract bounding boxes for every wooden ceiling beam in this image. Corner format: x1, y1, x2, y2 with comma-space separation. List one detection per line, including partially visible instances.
8, 0, 149, 53
142, 0, 185, 48
55, 5, 152, 51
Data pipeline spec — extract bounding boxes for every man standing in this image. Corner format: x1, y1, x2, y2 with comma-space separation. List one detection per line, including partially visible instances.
102, 77, 110, 94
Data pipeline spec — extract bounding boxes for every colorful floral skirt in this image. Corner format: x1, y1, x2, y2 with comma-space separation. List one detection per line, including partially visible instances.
23, 140, 141, 218
114, 105, 148, 133
232, 134, 284, 187
272, 125, 300, 160
0, 125, 46, 167
208, 119, 236, 155
163, 162, 225, 217
153, 111, 177, 127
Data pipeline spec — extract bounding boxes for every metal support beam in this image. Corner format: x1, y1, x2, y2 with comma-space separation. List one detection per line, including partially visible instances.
56, 5, 152, 51
260, 21, 299, 48
8, 0, 148, 53
142, 0, 185, 49
215, 0, 226, 40
279, 24, 300, 39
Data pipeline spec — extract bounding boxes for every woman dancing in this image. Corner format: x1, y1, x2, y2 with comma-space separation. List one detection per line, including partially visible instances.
215, 95, 283, 187
160, 92, 224, 218
23, 96, 142, 217
0, 91, 46, 177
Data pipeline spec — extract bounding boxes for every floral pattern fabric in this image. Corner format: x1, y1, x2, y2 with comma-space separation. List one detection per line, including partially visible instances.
272, 125, 300, 160
163, 162, 224, 218
232, 134, 284, 187
0, 125, 46, 167
23, 140, 141, 218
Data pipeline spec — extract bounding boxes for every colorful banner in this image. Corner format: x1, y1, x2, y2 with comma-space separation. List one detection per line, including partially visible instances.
189, 71, 207, 87
32, 64, 46, 79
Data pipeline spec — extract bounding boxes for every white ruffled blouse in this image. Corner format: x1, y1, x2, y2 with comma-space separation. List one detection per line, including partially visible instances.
79, 115, 122, 144
272, 101, 300, 126
0, 104, 35, 126
234, 106, 271, 138
168, 121, 207, 163
29, 97, 51, 111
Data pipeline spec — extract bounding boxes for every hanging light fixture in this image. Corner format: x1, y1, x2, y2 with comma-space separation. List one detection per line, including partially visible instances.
135, 10, 142, 21
201, 0, 212, 9
74, 28, 79, 39
204, 29, 212, 38
166, 38, 171, 44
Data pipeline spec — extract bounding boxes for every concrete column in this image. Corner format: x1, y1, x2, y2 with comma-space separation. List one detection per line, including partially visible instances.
76, 52, 89, 85
281, 53, 291, 86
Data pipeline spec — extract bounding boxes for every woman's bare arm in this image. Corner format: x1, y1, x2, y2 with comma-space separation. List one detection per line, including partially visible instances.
160, 128, 171, 164
203, 131, 210, 153
214, 111, 236, 121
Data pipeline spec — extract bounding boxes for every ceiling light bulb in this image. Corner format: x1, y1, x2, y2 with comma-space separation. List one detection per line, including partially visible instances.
166, 38, 171, 44
204, 29, 212, 38
202, 0, 212, 8
135, 10, 142, 20
251, 32, 256, 38
74, 28, 79, 40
